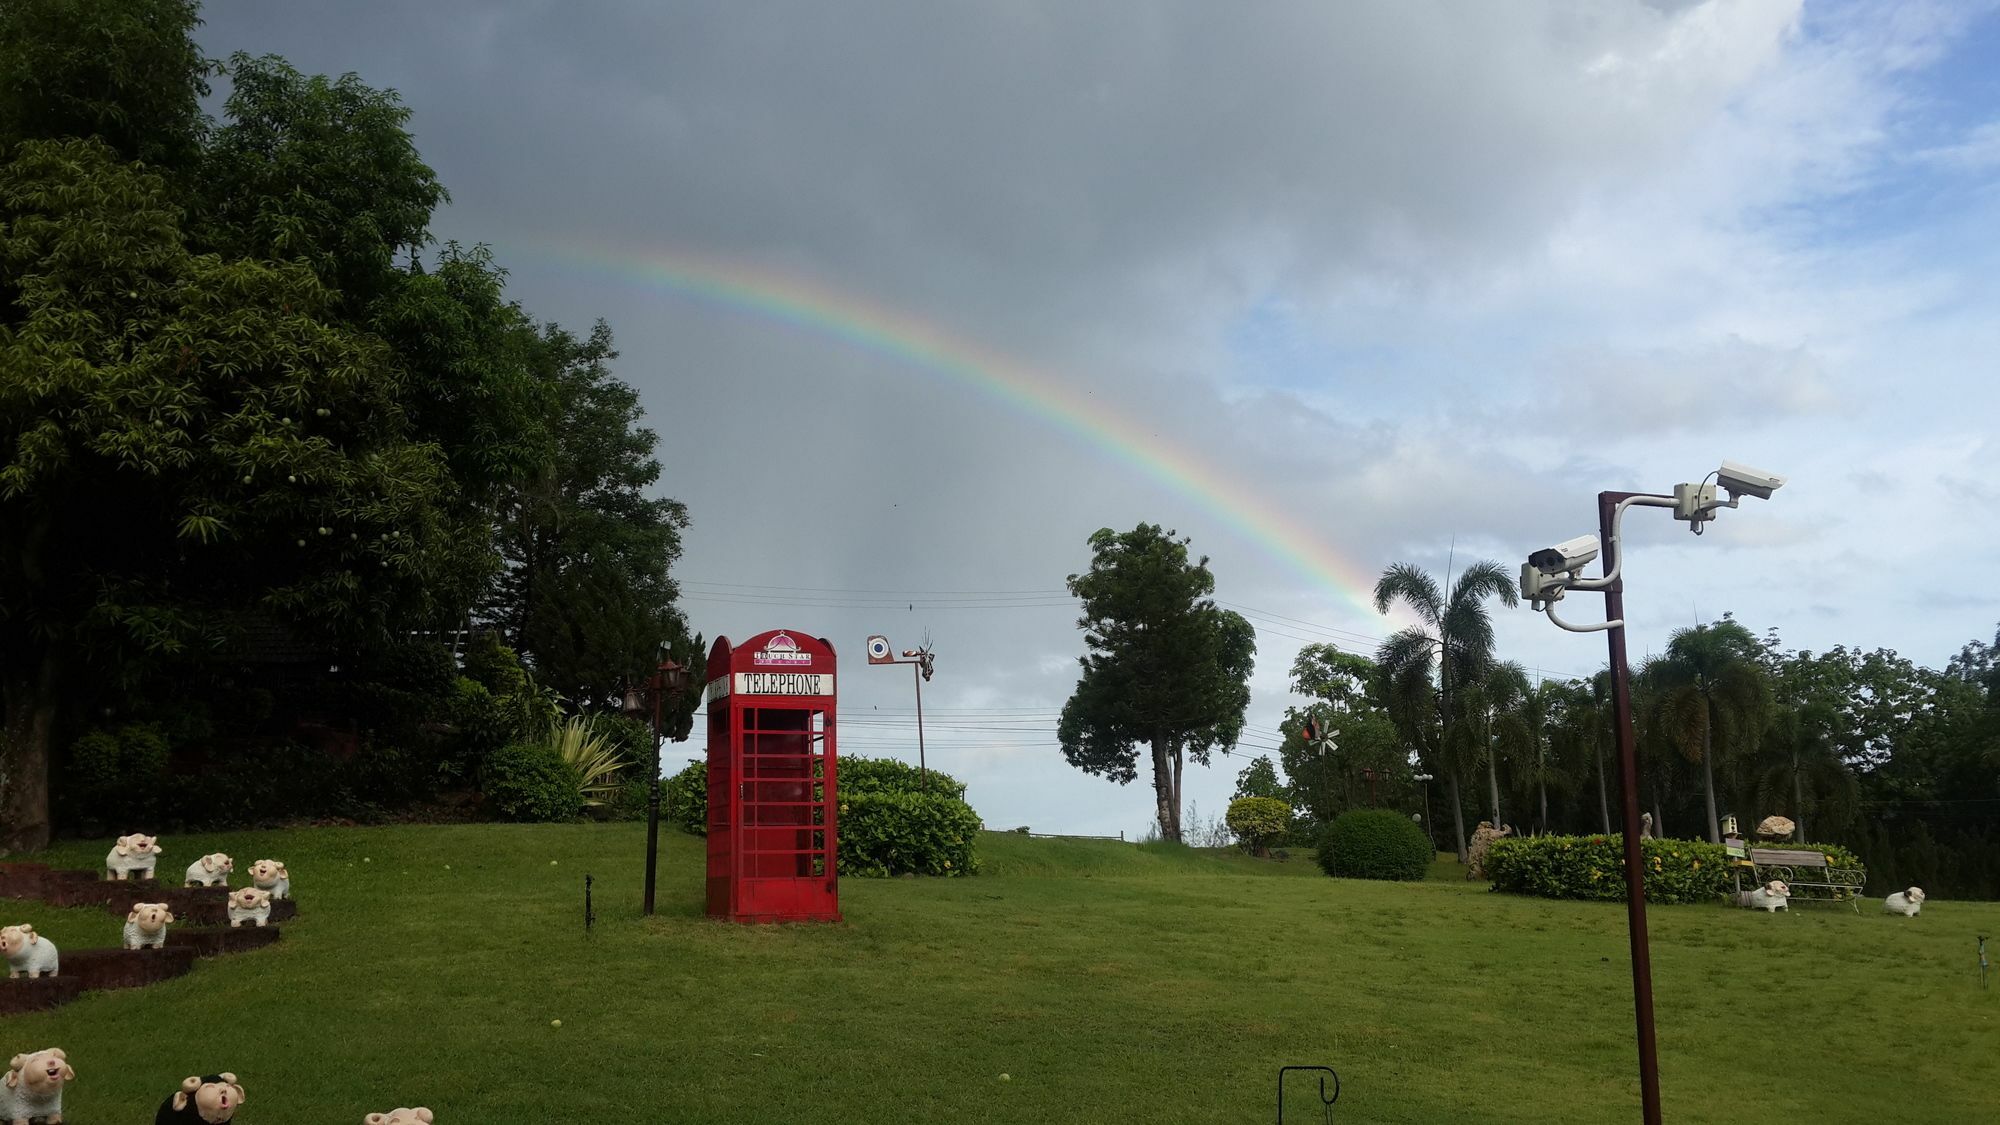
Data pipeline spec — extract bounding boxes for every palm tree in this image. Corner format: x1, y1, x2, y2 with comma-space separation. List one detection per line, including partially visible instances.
1498, 675, 1569, 835
1750, 700, 1857, 842
1560, 671, 1615, 835
1462, 661, 1529, 827
1651, 620, 1770, 843
1373, 559, 1518, 863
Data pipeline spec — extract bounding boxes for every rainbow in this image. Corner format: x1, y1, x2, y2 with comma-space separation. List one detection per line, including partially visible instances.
521, 243, 1392, 628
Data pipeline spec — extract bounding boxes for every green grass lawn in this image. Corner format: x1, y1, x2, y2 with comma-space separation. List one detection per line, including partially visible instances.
4, 826, 1993, 1123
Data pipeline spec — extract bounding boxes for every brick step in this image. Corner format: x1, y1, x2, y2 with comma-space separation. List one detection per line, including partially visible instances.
57, 945, 200, 991
176, 924, 282, 958
0, 973, 85, 1015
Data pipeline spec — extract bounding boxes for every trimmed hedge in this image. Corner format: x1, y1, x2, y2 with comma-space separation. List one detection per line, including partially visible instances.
1484, 835, 1866, 905
1315, 809, 1433, 881
838, 789, 982, 878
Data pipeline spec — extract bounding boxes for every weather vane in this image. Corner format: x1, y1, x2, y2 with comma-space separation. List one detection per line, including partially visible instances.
867, 631, 937, 790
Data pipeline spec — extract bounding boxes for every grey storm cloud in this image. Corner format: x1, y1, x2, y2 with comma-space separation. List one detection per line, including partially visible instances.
185, 0, 1999, 835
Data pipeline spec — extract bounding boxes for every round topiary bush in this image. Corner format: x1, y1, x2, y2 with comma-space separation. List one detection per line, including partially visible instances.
1316, 808, 1433, 881
484, 743, 583, 822
1226, 796, 1292, 856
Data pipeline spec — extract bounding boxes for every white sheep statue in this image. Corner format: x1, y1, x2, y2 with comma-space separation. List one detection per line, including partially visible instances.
105, 833, 164, 881
227, 888, 272, 929
184, 853, 233, 888
124, 902, 176, 949
2, 1047, 74, 1125
365, 1109, 435, 1124
246, 859, 290, 901
1884, 887, 1925, 916
1, 924, 59, 979
1743, 879, 1791, 912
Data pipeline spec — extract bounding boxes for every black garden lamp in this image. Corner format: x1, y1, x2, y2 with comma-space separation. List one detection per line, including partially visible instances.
623, 656, 692, 916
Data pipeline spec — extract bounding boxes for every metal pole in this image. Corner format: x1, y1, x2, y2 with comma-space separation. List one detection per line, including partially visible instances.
912, 662, 928, 791
1601, 490, 1662, 1125
643, 680, 662, 917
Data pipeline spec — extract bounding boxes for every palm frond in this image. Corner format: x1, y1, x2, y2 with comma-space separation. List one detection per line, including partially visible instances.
1373, 562, 1443, 625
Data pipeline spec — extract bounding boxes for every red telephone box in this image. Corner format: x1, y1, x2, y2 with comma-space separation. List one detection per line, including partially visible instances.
704, 630, 841, 923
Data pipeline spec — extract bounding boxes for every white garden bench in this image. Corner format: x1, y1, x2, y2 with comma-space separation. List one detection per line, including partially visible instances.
1739, 846, 1866, 913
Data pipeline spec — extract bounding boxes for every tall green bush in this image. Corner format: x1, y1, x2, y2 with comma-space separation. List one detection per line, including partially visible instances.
1315, 809, 1433, 881
838, 789, 981, 877
59, 723, 170, 832
665, 759, 708, 834
484, 743, 583, 822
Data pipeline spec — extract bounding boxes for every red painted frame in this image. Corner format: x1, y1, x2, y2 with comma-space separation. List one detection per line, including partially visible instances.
704, 631, 842, 923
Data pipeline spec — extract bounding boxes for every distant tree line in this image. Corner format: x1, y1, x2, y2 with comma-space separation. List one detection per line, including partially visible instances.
1226, 555, 2000, 899
0, 0, 692, 849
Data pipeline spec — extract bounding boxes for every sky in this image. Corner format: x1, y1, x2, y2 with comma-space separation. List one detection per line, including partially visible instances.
192, 1, 2000, 838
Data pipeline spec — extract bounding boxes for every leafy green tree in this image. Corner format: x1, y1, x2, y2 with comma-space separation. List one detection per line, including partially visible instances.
0, 0, 212, 170
1372, 559, 1518, 861
1057, 524, 1256, 842
1233, 755, 1285, 801
1748, 700, 1856, 842
193, 53, 446, 312
0, 141, 460, 849
1274, 645, 1404, 826
1651, 619, 1770, 843
487, 321, 689, 705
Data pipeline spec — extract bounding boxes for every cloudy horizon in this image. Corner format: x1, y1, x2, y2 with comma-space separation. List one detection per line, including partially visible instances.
190, 0, 2000, 838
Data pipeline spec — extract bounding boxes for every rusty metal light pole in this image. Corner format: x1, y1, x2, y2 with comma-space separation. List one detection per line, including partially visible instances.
623, 656, 690, 917
1522, 462, 1785, 1125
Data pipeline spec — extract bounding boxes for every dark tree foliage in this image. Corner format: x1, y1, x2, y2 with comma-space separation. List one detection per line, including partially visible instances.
0, 140, 462, 848
0, 4, 689, 847
192, 53, 446, 311
1056, 524, 1255, 842
0, 0, 213, 170
487, 321, 690, 706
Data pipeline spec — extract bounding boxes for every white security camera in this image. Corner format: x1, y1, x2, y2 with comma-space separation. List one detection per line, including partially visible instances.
1528, 534, 1600, 576
1520, 561, 1566, 605
1718, 460, 1785, 501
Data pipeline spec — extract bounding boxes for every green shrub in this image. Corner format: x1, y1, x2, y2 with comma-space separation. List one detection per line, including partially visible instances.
604, 777, 650, 822
664, 759, 708, 834
838, 788, 981, 877
58, 723, 171, 832
1226, 796, 1291, 854
483, 743, 583, 822
1315, 809, 1432, 881
1479, 835, 1862, 905
183, 743, 350, 828
839, 757, 967, 799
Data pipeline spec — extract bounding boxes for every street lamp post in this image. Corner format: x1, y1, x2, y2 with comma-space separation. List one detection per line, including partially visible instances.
1521, 460, 1784, 1125
623, 657, 691, 917
1414, 772, 1435, 851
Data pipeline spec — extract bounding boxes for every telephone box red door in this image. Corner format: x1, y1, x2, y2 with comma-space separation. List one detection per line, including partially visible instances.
705, 630, 841, 923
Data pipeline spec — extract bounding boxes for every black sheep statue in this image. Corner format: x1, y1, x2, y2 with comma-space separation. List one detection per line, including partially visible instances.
155, 1073, 246, 1124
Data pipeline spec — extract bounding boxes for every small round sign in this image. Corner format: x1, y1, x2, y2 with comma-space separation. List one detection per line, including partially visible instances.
867, 636, 891, 660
